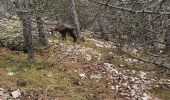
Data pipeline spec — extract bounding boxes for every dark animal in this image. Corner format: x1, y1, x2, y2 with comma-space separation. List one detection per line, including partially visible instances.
51, 23, 77, 43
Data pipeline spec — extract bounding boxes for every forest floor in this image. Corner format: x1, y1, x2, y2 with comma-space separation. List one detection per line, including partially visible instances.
0, 35, 170, 100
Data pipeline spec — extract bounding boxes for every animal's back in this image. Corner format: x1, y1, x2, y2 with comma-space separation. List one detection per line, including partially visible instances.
58, 23, 74, 31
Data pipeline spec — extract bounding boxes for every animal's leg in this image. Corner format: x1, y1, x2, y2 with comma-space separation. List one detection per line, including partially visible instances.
61, 33, 66, 41
64, 33, 66, 40
69, 31, 77, 43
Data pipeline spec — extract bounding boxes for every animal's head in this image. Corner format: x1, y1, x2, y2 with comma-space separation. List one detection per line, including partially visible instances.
50, 24, 59, 35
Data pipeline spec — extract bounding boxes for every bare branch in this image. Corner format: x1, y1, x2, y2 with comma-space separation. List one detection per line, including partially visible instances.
90, 0, 170, 15
121, 49, 170, 70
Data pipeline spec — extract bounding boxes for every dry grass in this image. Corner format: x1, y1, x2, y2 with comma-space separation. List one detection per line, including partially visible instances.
0, 37, 169, 99
0, 46, 116, 99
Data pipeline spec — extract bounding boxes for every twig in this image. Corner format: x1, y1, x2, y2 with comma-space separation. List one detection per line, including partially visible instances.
120, 49, 170, 70
90, 0, 170, 15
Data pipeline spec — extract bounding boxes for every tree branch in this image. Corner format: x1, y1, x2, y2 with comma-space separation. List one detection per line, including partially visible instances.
90, 0, 170, 15
120, 49, 170, 70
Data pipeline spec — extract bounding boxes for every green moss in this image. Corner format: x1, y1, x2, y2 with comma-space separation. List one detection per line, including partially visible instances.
0, 49, 87, 99
150, 87, 170, 100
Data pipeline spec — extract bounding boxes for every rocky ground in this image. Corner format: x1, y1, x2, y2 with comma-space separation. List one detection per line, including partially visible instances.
0, 35, 170, 100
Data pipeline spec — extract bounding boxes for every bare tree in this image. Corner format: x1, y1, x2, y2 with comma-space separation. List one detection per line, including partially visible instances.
90, 0, 170, 75
0, 1, 5, 18
98, 13, 109, 41
71, 0, 83, 41
165, 26, 170, 53
36, 10, 47, 45
12, 0, 34, 61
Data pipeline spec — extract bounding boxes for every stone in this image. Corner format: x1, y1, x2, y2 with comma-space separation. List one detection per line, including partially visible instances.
79, 73, 86, 79
7, 72, 15, 76
0, 88, 4, 96
84, 54, 92, 61
90, 74, 102, 80
11, 89, 21, 99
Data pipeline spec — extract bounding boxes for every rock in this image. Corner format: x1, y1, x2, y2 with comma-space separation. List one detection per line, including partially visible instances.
141, 93, 152, 100
158, 79, 170, 88
11, 89, 21, 99
0, 88, 4, 98
3, 93, 11, 100
132, 59, 138, 63
154, 85, 159, 88
7, 72, 15, 76
101, 63, 157, 100
103, 63, 113, 68
140, 61, 144, 64
79, 73, 86, 79
138, 71, 146, 80
47, 72, 53, 77
120, 64, 124, 67
90, 74, 102, 80
111, 86, 115, 90
108, 52, 113, 55
132, 84, 141, 91
132, 70, 136, 74
96, 53, 101, 61
95, 43, 104, 47
125, 58, 138, 63
112, 46, 117, 48
103, 63, 118, 74
111, 85, 119, 91
132, 48, 138, 54
124, 58, 133, 63
84, 54, 92, 61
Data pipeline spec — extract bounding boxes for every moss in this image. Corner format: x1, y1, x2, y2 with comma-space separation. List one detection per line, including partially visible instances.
150, 87, 170, 100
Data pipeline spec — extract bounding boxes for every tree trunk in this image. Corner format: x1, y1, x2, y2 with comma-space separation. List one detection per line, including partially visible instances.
21, 12, 34, 61
13, 0, 34, 61
165, 28, 170, 54
0, 1, 5, 18
36, 10, 47, 45
71, 0, 84, 41
99, 13, 109, 41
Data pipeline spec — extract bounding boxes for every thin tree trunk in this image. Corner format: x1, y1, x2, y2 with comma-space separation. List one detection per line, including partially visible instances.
13, 0, 34, 61
164, 29, 170, 54
71, 0, 84, 41
36, 10, 47, 45
99, 13, 109, 41
0, 1, 5, 18
21, 12, 34, 61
